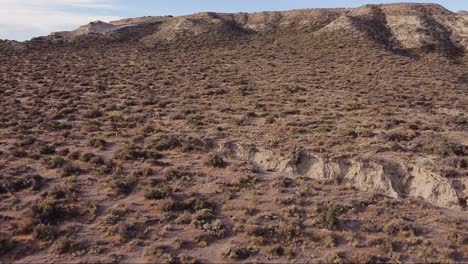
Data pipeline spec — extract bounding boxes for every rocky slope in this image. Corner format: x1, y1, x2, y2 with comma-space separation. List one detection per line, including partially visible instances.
0, 2, 467, 263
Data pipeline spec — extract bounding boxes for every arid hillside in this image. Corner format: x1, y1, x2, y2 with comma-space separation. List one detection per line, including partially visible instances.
0, 3, 467, 263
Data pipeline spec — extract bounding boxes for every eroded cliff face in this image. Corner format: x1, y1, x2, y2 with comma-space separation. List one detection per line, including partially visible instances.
220, 142, 464, 209
47, 3, 467, 54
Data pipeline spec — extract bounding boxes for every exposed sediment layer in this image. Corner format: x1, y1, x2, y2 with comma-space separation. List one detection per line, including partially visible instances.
221, 142, 463, 209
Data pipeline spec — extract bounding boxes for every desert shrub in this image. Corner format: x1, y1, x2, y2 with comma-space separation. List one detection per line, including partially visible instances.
275, 195, 298, 205
133, 167, 154, 177
88, 138, 107, 149
158, 253, 198, 264
11, 149, 27, 158
412, 133, 466, 156
165, 169, 192, 181
246, 111, 257, 118
159, 198, 183, 212
68, 151, 81, 160
31, 197, 70, 224
142, 167, 153, 176
55, 107, 77, 118
451, 114, 467, 126
244, 207, 259, 216
281, 109, 300, 116
315, 204, 342, 230
79, 152, 95, 162
186, 115, 204, 127
444, 157, 467, 169
205, 154, 226, 168
383, 129, 416, 142
32, 224, 57, 241
103, 210, 122, 225
97, 160, 117, 174
191, 209, 226, 237
195, 218, 226, 238
283, 205, 305, 218
1, 175, 42, 193
223, 245, 258, 260
42, 185, 75, 200
191, 208, 214, 222
238, 85, 253, 96
323, 234, 337, 248
171, 110, 194, 121
353, 254, 392, 264
325, 251, 347, 263
111, 176, 135, 196
118, 220, 145, 242
155, 252, 199, 264
42, 121, 72, 131
16, 137, 36, 147
89, 156, 105, 165
57, 148, 70, 157
0, 236, 17, 256
181, 137, 205, 152
266, 116, 275, 124
268, 245, 285, 257
175, 212, 192, 225
272, 176, 295, 188
287, 85, 306, 93
280, 221, 303, 241
61, 163, 82, 177
383, 220, 419, 237
247, 225, 276, 238
145, 186, 173, 200
191, 198, 215, 211
39, 144, 56, 155
361, 221, 383, 233
151, 135, 181, 151
44, 156, 67, 169
223, 174, 257, 189
114, 145, 144, 160
114, 145, 162, 160
51, 238, 88, 255
176, 254, 198, 264
160, 197, 215, 213
83, 109, 102, 119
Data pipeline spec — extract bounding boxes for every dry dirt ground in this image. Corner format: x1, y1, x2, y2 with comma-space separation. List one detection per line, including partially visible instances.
0, 3, 467, 263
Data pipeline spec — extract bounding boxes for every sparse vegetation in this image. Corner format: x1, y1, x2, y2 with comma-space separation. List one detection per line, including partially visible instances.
223, 245, 258, 260
205, 154, 226, 168
32, 224, 57, 241
114, 145, 163, 160
0, 236, 17, 256
88, 138, 107, 149
111, 176, 136, 196
30, 197, 72, 225
315, 204, 342, 230
44, 156, 67, 169
61, 163, 82, 177
39, 144, 56, 155
0, 3, 467, 263
145, 186, 173, 200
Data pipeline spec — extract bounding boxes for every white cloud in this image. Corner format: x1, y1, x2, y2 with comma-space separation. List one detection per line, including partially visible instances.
0, 0, 121, 41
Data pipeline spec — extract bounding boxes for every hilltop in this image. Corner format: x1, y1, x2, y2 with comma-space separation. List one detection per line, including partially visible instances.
38, 3, 467, 55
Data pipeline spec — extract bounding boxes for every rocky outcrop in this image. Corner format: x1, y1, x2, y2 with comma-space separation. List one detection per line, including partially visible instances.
220, 142, 464, 209
41, 3, 467, 54
52, 21, 124, 38
141, 13, 253, 43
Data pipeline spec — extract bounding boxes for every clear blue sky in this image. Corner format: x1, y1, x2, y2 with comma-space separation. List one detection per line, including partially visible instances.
1, 0, 466, 41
